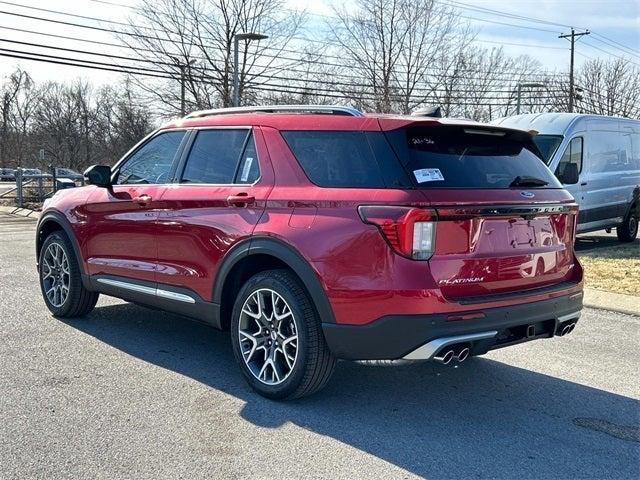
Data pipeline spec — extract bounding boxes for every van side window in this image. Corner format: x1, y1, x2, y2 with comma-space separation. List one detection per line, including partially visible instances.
590, 131, 626, 173
555, 137, 583, 179
623, 130, 640, 170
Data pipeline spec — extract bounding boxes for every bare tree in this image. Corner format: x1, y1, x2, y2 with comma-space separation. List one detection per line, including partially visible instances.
122, 0, 303, 115
1, 69, 34, 168
576, 58, 640, 118
328, 0, 471, 113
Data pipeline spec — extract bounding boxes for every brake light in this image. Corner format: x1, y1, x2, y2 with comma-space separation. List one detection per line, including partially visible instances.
358, 206, 437, 260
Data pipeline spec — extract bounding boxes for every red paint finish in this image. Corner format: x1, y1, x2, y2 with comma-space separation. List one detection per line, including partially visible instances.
40, 112, 583, 332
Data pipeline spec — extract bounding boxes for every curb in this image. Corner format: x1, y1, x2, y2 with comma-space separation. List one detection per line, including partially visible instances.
583, 288, 640, 317
0, 205, 41, 219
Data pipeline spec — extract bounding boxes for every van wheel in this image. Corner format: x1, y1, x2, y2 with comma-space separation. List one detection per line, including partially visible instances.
230, 269, 336, 400
38, 231, 99, 317
617, 207, 638, 243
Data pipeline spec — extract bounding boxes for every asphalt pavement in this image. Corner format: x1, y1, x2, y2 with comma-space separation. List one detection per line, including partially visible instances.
0, 212, 638, 479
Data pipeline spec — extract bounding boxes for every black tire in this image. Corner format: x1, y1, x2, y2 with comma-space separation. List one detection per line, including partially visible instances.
38, 231, 99, 318
617, 206, 638, 243
230, 269, 336, 400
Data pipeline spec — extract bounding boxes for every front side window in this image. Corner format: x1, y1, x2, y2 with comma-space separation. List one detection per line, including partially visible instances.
555, 137, 583, 178
116, 131, 185, 185
532, 135, 563, 165
181, 129, 258, 184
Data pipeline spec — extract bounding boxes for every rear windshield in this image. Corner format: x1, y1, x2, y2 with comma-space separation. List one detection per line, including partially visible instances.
385, 126, 562, 189
532, 134, 564, 165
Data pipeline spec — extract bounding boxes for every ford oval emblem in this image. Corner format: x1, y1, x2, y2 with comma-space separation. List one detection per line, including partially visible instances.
520, 191, 535, 198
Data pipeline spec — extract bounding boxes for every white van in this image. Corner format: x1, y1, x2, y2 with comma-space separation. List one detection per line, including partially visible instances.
492, 113, 640, 242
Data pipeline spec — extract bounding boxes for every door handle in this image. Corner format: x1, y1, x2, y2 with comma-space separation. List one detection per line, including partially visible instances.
134, 194, 152, 206
227, 193, 255, 207
580, 182, 588, 186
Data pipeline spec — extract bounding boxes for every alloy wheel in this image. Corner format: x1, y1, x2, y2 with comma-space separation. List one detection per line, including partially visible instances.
238, 288, 299, 385
41, 242, 70, 307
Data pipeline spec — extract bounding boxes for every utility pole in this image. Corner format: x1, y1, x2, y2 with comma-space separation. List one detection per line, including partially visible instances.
179, 63, 186, 117
559, 28, 590, 113
172, 58, 195, 117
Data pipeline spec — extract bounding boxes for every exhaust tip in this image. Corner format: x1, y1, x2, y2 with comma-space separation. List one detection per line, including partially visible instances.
456, 347, 470, 363
560, 325, 570, 336
567, 323, 576, 334
434, 349, 454, 365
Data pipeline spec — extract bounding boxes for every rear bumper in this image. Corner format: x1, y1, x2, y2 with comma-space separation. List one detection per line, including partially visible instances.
321, 291, 583, 360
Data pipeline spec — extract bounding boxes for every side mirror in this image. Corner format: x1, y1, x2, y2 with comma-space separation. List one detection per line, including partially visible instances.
84, 165, 112, 187
557, 162, 579, 185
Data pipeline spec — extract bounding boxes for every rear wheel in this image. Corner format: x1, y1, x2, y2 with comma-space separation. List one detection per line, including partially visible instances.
617, 206, 638, 243
230, 269, 336, 399
39, 231, 99, 317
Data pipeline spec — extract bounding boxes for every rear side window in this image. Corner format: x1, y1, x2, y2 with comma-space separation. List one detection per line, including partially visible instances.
182, 129, 258, 184
386, 126, 562, 189
282, 131, 389, 188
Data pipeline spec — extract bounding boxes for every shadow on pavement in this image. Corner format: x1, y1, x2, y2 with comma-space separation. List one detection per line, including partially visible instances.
575, 230, 639, 252
64, 303, 640, 479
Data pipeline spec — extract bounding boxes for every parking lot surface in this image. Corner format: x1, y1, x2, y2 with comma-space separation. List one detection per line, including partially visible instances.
1, 212, 639, 479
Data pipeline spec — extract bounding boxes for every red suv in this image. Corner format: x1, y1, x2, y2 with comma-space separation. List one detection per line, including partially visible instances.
36, 105, 583, 399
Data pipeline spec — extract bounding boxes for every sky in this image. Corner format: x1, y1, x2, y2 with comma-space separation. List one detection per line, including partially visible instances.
0, 0, 638, 86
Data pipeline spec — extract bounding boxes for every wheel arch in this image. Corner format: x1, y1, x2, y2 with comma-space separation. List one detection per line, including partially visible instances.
36, 211, 86, 278
214, 236, 336, 330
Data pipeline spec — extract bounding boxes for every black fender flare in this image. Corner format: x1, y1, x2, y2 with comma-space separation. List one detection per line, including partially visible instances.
36, 210, 87, 278
213, 236, 336, 324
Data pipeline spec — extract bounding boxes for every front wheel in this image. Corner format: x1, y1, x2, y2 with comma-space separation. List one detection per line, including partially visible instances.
230, 270, 336, 399
38, 231, 99, 317
617, 207, 638, 243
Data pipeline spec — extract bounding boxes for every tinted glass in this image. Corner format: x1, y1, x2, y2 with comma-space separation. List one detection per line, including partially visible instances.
532, 135, 563, 165
117, 131, 184, 184
235, 133, 260, 183
182, 129, 249, 184
386, 126, 561, 189
282, 131, 386, 187
555, 137, 583, 178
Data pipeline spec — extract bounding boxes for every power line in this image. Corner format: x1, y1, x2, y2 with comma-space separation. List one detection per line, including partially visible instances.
582, 41, 640, 66
0, 9, 566, 80
0, 46, 567, 107
1, 41, 568, 98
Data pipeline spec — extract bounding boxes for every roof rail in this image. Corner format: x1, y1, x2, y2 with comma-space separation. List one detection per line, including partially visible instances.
184, 104, 364, 119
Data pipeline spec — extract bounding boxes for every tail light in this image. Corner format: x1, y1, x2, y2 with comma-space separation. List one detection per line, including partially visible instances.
358, 206, 437, 260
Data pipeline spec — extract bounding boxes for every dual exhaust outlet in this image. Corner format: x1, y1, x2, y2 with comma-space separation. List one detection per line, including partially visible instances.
557, 322, 577, 337
433, 344, 470, 365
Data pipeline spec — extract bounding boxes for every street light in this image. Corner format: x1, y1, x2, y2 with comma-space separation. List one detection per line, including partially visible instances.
233, 32, 268, 107
516, 82, 545, 114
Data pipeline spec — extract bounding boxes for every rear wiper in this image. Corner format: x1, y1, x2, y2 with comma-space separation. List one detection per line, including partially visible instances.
509, 175, 548, 188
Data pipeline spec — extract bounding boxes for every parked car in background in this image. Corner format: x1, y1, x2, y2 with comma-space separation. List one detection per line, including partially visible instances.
55, 168, 83, 180
492, 113, 640, 242
36, 105, 583, 399
21, 168, 43, 177
0, 168, 16, 181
